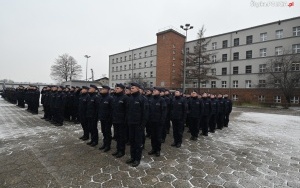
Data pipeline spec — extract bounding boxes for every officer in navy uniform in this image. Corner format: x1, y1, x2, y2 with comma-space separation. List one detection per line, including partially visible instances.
126, 83, 149, 167
49, 86, 58, 123
110, 84, 129, 157
170, 89, 187, 148
54, 86, 66, 126
78, 86, 90, 140
144, 88, 153, 138
124, 86, 131, 144
98, 85, 113, 152
73, 86, 81, 124
188, 90, 203, 140
148, 87, 167, 157
224, 94, 232, 127
160, 88, 169, 143
41, 86, 51, 120
217, 94, 226, 130
209, 94, 219, 133
164, 89, 172, 134
86, 85, 100, 147
68, 86, 76, 121
17, 85, 25, 108
201, 93, 212, 136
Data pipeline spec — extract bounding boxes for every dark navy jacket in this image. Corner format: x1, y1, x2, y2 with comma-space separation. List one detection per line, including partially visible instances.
127, 92, 149, 126
187, 97, 203, 118
86, 92, 100, 119
170, 96, 187, 121
112, 92, 128, 124
210, 98, 219, 115
149, 95, 167, 124
202, 97, 212, 116
98, 93, 113, 121
78, 93, 89, 120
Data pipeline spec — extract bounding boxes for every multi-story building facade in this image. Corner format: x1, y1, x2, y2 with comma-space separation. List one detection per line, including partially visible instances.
109, 17, 300, 105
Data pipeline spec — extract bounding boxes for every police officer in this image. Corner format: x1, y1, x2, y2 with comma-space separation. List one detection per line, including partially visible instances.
124, 86, 131, 144
17, 86, 25, 108
78, 86, 89, 140
209, 94, 219, 133
49, 86, 58, 123
170, 89, 187, 148
148, 87, 166, 157
41, 86, 51, 120
98, 85, 113, 151
68, 86, 76, 121
86, 85, 100, 146
217, 94, 226, 130
201, 93, 212, 136
188, 91, 203, 140
110, 84, 128, 157
64, 87, 71, 121
164, 89, 172, 134
126, 83, 149, 167
54, 86, 66, 126
224, 94, 232, 127
73, 86, 81, 124
144, 88, 153, 138
160, 88, 169, 143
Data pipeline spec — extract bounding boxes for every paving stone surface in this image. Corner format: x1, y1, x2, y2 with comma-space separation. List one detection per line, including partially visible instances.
0, 98, 300, 188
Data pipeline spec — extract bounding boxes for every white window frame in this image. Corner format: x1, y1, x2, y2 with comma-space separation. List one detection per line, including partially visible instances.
259, 80, 266, 88
274, 96, 281, 103
211, 81, 216, 88
233, 80, 238, 88
212, 55, 217, 63
232, 95, 238, 101
144, 72, 147, 78
211, 68, 216, 75
276, 29, 283, 39
260, 48, 267, 57
259, 64, 266, 73
291, 96, 299, 104
150, 61, 153, 67
150, 71, 153, 77
245, 80, 252, 88
293, 26, 300, 36
292, 63, 300, 71
260, 32, 267, 41
212, 42, 217, 50
292, 44, 300, 53
274, 63, 282, 72
258, 95, 265, 102
144, 62, 147, 68
275, 46, 283, 56
222, 81, 227, 88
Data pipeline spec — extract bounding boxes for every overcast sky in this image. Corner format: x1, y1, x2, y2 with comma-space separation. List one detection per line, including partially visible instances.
0, 0, 298, 84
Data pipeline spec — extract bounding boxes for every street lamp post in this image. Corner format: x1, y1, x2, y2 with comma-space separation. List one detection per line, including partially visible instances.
180, 24, 193, 94
84, 55, 91, 86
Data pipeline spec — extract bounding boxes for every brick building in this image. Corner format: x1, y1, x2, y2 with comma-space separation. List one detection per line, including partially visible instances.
109, 17, 300, 105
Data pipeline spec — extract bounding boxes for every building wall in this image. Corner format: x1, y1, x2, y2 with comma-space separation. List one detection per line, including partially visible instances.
156, 29, 185, 89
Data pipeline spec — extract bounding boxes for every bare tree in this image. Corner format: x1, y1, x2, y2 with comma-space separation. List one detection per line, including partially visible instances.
262, 49, 300, 107
185, 25, 218, 93
50, 54, 82, 82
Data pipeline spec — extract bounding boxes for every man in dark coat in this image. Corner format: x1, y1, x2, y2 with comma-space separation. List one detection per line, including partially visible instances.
54, 86, 66, 126
217, 94, 226, 130
148, 87, 166, 157
78, 86, 90, 140
86, 85, 100, 146
98, 85, 113, 151
209, 94, 219, 133
144, 88, 153, 138
170, 89, 187, 148
201, 93, 212, 136
224, 94, 233, 127
126, 83, 149, 167
187, 91, 203, 140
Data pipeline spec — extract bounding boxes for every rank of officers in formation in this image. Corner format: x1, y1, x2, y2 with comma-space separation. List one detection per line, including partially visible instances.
2, 83, 232, 167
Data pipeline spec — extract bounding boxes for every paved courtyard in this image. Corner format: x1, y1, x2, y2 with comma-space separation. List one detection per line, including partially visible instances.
0, 98, 300, 188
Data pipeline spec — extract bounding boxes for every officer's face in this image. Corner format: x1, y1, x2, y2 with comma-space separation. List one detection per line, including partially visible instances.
115, 87, 123, 93
165, 91, 170, 95
203, 93, 207, 97
146, 90, 152, 95
153, 89, 160, 95
125, 89, 131, 94
191, 92, 197, 97
131, 86, 139, 93
160, 92, 164, 96
58, 88, 62, 91
100, 88, 108, 94
89, 88, 95, 93
218, 94, 223, 98
81, 89, 87, 93
175, 91, 181, 96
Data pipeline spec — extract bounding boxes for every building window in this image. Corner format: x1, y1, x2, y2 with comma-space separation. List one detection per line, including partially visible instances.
233, 66, 239, 74
211, 68, 216, 75
246, 35, 253, 44
112, 67, 115, 72
124, 74, 127, 79
134, 54, 136, 59
124, 56, 127, 61
129, 64, 131, 70
211, 81, 216, 88
222, 68, 227, 75
258, 95, 265, 102
222, 81, 227, 88
145, 51, 147, 57
139, 62, 142, 68
201, 82, 206, 88
139, 53, 142, 58
274, 96, 281, 103
144, 62, 147, 67
293, 26, 300, 36
292, 63, 300, 71
291, 96, 299, 104
150, 50, 154, 56
212, 42, 217, 50
120, 66, 122, 71
246, 65, 252, 74
234, 38, 239, 46
192, 82, 197, 88
173, 57, 176, 61
120, 75, 122, 80
124, 65, 127, 70
245, 80, 252, 88
112, 75, 114, 80
129, 73, 132, 78
275, 79, 281, 87
149, 82, 153, 87
112, 59, 115, 63
222, 54, 227, 62
212, 55, 217, 63
150, 61, 153, 67
260, 32, 267, 41
138, 72, 142, 77
222, 40, 228, 48
116, 66, 118, 71
276, 30, 283, 39
120, 57, 122, 62
144, 72, 147, 78
233, 52, 239, 60
116, 75, 118, 80
260, 48, 267, 57
259, 80, 266, 87
233, 80, 238, 88
275, 46, 283, 56
232, 95, 238, 101
133, 63, 136, 69
259, 64, 266, 73
246, 50, 252, 59
292, 44, 300, 53
173, 50, 176, 55
275, 63, 282, 72
133, 73, 136, 78
150, 71, 153, 77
